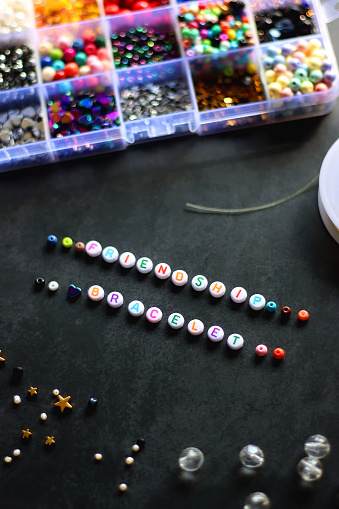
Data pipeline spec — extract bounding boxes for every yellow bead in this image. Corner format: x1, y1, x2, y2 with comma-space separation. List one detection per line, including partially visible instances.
308, 38, 322, 51
308, 57, 322, 71
276, 75, 290, 89
268, 82, 282, 98
265, 70, 276, 83
300, 80, 314, 94
310, 49, 327, 61
227, 29, 236, 40
62, 237, 73, 248
246, 63, 256, 75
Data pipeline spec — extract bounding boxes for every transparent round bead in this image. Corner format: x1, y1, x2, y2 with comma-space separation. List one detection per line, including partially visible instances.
304, 434, 330, 459
297, 457, 323, 482
243, 492, 270, 509
178, 447, 204, 472
239, 444, 265, 469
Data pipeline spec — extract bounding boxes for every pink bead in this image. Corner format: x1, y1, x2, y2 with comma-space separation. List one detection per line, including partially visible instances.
294, 51, 306, 63
280, 87, 294, 97
200, 29, 208, 39
274, 63, 287, 75
86, 55, 100, 65
219, 33, 228, 41
102, 60, 112, 71
89, 60, 104, 74
58, 35, 72, 50
97, 48, 110, 61
63, 47, 76, 62
295, 40, 309, 53
255, 344, 268, 356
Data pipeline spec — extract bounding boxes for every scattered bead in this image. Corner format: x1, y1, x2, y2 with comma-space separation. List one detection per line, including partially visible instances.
178, 447, 204, 472
107, 292, 124, 308
266, 301, 276, 312
102, 246, 119, 263
12, 449, 21, 457
132, 444, 140, 453
239, 444, 265, 469
54, 394, 72, 413
207, 325, 224, 343
243, 492, 270, 509
75, 242, 85, 252
304, 434, 330, 459
209, 281, 226, 298
28, 386, 38, 397
12, 366, 23, 382
298, 309, 309, 321
136, 438, 145, 449
0, 43, 37, 91
227, 333, 244, 350
125, 456, 134, 466
0, 350, 5, 364
128, 300, 145, 317
13, 395, 21, 405
47, 234, 57, 246
249, 294, 266, 310
146, 307, 163, 324
4, 456, 12, 464
40, 413, 48, 421
154, 262, 171, 280
255, 344, 268, 357
119, 251, 136, 268
48, 281, 59, 292
168, 313, 185, 329
281, 306, 292, 316
230, 287, 247, 303
53, 389, 60, 396
62, 236, 73, 248
85, 240, 102, 257
45, 436, 55, 446
297, 457, 323, 482
34, 0, 101, 28
191, 275, 208, 292
187, 319, 204, 336
21, 428, 32, 439
94, 453, 103, 461
87, 397, 98, 413
68, 284, 81, 298
35, 277, 45, 290
88, 285, 105, 302
273, 348, 285, 360
172, 270, 188, 286
118, 483, 128, 493
136, 257, 153, 274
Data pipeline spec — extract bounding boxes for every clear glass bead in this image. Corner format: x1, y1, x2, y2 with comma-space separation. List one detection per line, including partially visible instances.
297, 457, 323, 482
304, 434, 330, 459
178, 447, 204, 472
243, 492, 270, 509
239, 444, 265, 469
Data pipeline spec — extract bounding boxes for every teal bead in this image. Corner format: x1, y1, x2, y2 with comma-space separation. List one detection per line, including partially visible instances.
184, 12, 195, 22
294, 68, 308, 81
266, 301, 277, 312
53, 60, 65, 71
74, 52, 87, 66
310, 69, 323, 84
289, 77, 301, 92
211, 24, 222, 35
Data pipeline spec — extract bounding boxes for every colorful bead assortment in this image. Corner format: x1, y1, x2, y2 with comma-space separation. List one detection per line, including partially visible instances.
0, 0, 33, 35
0, 105, 45, 148
110, 26, 180, 69
178, 0, 254, 56
47, 88, 120, 138
254, 1, 317, 44
120, 80, 193, 121
33, 0, 101, 28
263, 39, 335, 99
0, 43, 37, 91
104, 0, 168, 16
39, 28, 112, 83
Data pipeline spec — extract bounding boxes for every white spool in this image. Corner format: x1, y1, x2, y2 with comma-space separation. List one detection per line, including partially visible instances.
318, 139, 339, 244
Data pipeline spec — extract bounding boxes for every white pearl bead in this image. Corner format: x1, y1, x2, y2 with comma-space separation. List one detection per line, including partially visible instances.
125, 456, 134, 466
13, 395, 21, 405
53, 389, 59, 396
13, 449, 21, 457
4, 456, 12, 464
118, 483, 128, 492
40, 413, 47, 421
42, 66, 56, 83
94, 453, 103, 461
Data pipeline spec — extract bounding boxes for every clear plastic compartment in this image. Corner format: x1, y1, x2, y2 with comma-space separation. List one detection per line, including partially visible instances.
118, 59, 197, 141
0, 30, 39, 91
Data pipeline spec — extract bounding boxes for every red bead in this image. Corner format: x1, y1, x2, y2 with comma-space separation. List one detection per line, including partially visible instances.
105, 2, 121, 12
133, 0, 150, 9
281, 306, 292, 316
188, 21, 199, 29
273, 348, 285, 360
84, 43, 97, 56
241, 15, 248, 22
83, 31, 96, 44
64, 62, 79, 78
54, 70, 66, 81
298, 310, 309, 321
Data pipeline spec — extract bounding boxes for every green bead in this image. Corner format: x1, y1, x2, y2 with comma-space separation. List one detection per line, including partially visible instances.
62, 237, 73, 248
212, 7, 221, 15
223, 66, 234, 76
74, 52, 87, 66
181, 27, 191, 39
49, 48, 63, 61
242, 23, 251, 31
204, 45, 214, 53
95, 36, 106, 48
190, 28, 200, 38
202, 39, 211, 46
309, 69, 323, 84
211, 24, 222, 35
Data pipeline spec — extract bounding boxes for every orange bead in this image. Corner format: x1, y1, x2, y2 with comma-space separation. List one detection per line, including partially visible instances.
298, 310, 309, 321
273, 348, 285, 360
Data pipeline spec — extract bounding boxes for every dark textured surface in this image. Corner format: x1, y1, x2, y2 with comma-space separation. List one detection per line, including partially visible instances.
0, 20, 339, 509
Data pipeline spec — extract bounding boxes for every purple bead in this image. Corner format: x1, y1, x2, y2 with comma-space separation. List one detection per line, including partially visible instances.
281, 44, 294, 56
324, 70, 336, 84
288, 58, 300, 71
322, 60, 332, 72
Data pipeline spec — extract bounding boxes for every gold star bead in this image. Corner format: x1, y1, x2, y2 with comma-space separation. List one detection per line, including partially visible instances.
22, 429, 32, 439
45, 436, 55, 446
54, 394, 72, 413
28, 386, 38, 397
0, 350, 5, 363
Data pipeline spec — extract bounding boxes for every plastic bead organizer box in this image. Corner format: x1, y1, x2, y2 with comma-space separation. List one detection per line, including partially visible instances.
0, 0, 338, 172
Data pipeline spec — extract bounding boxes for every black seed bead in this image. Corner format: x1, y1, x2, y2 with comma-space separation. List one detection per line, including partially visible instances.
12, 366, 23, 383
35, 277, 45, 290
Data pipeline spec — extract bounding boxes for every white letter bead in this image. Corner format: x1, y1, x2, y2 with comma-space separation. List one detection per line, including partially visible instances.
102, 246, 119, 263
88, 285, 105, 301
119, 252, 136, 268
85, 240, 102, 257
146, 307, 163, 323
107, 292, 124, 308
187, 319, 204, 336
128, 300, 145, 317
168, 313, 185, 329
136, 257, 153, 274
230, 286, 247, 303
172, 270, 188, 286
209, 281, 226, 298
227, 333, 244, 350
154, 262, 171, 279
191, 275, 208, 292
249, 294, 266, 310
207, 325, 225, 342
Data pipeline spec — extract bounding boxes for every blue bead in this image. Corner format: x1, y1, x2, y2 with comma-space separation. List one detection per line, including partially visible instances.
266, 45, 279, 57
41, 56, 53, 68
266, 301, 276, 312
53, 60, 65, 71
72, 39, 85, 52
262, 56, 274, 70
47, 234, 57, 246
273, 55, 286, 66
